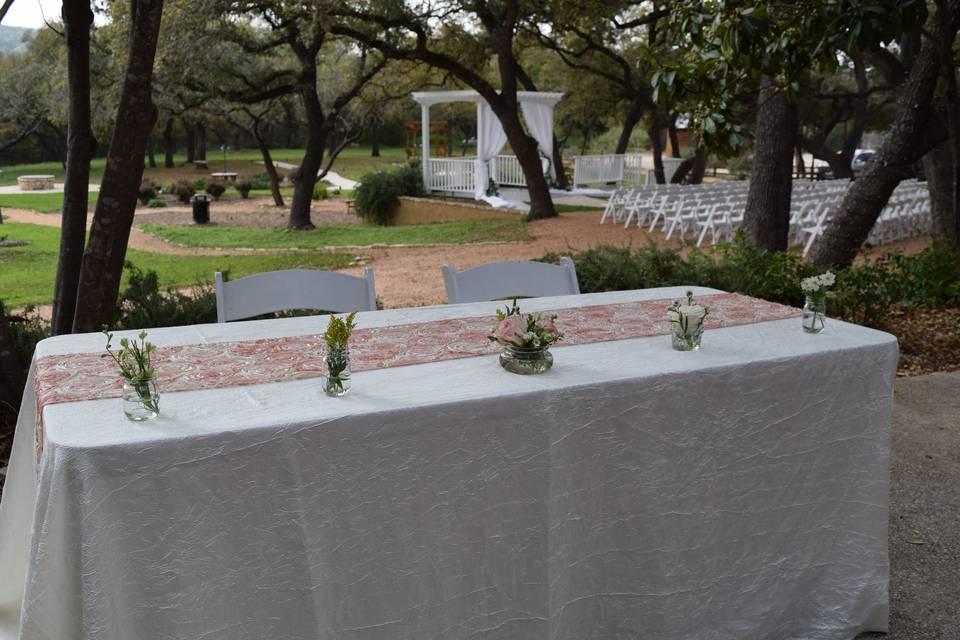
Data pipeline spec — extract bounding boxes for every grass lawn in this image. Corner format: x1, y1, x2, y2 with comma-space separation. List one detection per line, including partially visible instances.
0, 222, 353, 307
0, 192, 98, 213
140, 219, 528, 249
553, 204, 606, 213
1, 147, 408, 187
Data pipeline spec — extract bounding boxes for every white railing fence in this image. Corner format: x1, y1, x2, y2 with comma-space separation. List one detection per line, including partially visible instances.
428, 158, 476, 193
492, 155, 526, 187
572, 154, 646, 188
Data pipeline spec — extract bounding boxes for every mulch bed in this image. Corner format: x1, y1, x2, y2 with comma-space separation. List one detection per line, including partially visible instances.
886, 306, 960, 377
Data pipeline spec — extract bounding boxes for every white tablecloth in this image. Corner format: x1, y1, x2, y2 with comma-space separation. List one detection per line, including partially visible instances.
0, 287, 898, 640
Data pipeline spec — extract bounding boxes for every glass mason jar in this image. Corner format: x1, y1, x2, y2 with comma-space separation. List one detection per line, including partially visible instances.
323, 345, 352, 397
499, 345, 554, 375
671, 314, 705, 351
123, 378, 160, 421
803, 294, 827, 334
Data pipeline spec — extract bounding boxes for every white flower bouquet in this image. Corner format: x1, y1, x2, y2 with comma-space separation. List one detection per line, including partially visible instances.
801, 271, 836, 296
667, 291, 709, 351
800, 271, 835, 334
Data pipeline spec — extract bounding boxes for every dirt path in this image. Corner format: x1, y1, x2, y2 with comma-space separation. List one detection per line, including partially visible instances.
2, 208, 232, 256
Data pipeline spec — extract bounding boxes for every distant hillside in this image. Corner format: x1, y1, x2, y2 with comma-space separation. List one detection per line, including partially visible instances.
0, 25, 34, 54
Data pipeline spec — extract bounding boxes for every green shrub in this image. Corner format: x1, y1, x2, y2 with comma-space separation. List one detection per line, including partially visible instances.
112, 262, 218, 330
542, 237, 960, 328
248, 173, 271, 190
312, 182, 328, 200
147, 198, 167, 208
175, 180, 196, 204
235, 181, 252, 198
205, 183, 226, 200
354, 164, 423, 225
4, 303, 50, 376
138, 182, 158, 205
194, 177, 207, 192
164, 182, 178, 195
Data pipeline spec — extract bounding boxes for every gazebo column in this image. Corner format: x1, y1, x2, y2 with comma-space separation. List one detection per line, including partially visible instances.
421, 103, 431, 193
475, 102, 484, 198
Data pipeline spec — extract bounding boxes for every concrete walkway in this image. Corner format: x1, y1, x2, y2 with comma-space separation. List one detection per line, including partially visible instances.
257, 161, 359, 190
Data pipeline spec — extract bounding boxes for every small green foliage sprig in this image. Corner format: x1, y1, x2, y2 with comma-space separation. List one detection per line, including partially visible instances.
103, 330, 160, 414
323, 311, 357, 349
323, 312, 357, 394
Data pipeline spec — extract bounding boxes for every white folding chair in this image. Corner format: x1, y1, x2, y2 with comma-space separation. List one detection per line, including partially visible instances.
442, 258, 580, 304
214, 268, 376, 323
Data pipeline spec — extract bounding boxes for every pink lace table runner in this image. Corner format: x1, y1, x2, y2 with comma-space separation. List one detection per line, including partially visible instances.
34, 292, 800, 459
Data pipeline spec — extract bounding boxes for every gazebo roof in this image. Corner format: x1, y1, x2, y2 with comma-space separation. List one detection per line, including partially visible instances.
411, 90, 563, 107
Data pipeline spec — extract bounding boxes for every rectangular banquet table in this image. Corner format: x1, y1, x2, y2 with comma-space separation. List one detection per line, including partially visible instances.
0, 287, 898, 640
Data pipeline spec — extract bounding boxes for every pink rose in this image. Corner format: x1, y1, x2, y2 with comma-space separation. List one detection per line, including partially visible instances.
494, 315, 525, 343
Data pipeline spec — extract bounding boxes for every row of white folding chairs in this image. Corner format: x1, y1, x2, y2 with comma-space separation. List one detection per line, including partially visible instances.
601, 182, 752, 226
801, 188, 931, 256
601, 179, 931, 251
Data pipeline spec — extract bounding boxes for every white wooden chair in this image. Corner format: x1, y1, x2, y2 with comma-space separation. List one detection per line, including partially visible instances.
442, 258, 580, 304
214, 268, 376, 323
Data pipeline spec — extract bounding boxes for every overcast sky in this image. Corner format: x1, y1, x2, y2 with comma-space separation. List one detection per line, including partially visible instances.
2, 0, 62, 29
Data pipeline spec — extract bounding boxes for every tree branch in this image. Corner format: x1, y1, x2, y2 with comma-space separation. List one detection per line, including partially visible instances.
0, 0, 16, 24
0, 115, 46, 154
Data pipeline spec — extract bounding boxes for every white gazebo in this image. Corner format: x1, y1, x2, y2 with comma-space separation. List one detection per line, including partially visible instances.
411, 90, 563, 202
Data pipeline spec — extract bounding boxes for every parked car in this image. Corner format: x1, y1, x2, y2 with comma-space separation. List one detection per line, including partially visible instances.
851, 150, 875, 174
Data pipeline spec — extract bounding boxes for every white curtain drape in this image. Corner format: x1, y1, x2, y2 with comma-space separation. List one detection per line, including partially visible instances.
520, 100, 555, 178
475, 103, 508, 199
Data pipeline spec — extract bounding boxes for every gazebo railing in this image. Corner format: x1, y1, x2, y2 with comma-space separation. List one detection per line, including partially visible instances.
492, 155, 526, 187
572, 153, 645, 188
426, 155, 552, 194
428, 158, 476, 193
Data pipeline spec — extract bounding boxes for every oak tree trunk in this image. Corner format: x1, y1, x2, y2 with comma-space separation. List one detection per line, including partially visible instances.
72, 0, 164, 332
490, 103, 555, 221
810, 26, 953, 267
186, 124, 195, 164
551, 138, 568, 189
370, 116, 381, 157
254, 121, 285, 207
648, 108, 666, 184
196, 122, 206, 161
670, 144, 707, 185
743, 76, 797, 251
615, 98, 645, 155
146, 137, 156, 168
51, 0, 96, 336
162, 116, 175, 168
668, 115, 682, 158
942, 51, 960, 255
924, 140, 959, 244
289, 64, 324, 230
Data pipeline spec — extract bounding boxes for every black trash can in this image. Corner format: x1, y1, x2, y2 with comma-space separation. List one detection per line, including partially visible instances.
191, 192, 210, 224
